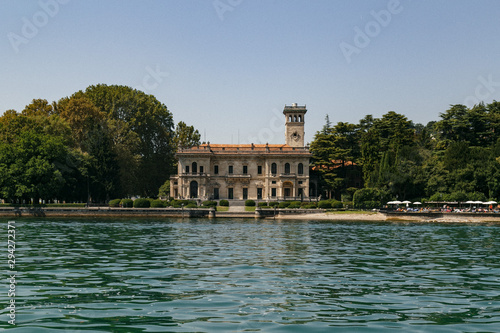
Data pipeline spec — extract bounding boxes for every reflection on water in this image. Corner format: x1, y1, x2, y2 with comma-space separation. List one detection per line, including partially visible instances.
1, 218, 500, 332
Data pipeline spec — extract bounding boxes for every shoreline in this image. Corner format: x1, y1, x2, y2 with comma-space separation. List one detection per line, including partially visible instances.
2, 207, 500, 222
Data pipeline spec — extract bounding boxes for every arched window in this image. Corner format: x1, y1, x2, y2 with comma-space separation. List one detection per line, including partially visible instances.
192, 162, 197, 174
294, 115, 297, 122
284, 163, 290, 174
298, 163, 304, 175
288, 115, 292, 122
271, 163, 277, 175
298, 115, 302, 122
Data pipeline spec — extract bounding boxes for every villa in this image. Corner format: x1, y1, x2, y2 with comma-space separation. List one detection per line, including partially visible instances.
170, 104, 314, 201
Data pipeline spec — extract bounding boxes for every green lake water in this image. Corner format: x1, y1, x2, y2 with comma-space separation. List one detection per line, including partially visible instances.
1, 218, 500, 332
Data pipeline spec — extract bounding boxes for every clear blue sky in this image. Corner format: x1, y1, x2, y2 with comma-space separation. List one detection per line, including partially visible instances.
2, 0, 500, 144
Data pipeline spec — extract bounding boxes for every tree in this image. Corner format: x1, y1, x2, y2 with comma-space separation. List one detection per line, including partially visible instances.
174, 121, 201, 149
74, 84, 177, 197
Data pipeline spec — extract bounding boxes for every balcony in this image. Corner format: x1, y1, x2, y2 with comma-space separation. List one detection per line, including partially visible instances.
179, 172, 210, 178
279, 173, 297, 178
226, 173, 251, 179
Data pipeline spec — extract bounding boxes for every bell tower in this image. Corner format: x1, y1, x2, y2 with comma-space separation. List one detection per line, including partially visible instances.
283, 103, 307, 147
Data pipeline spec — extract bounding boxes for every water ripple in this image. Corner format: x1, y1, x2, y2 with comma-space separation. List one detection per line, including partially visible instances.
1, 219, 500, 332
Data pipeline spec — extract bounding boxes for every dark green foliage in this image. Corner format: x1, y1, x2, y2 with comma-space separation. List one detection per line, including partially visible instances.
268, 201, 279, 207
121, 199, 133, 207
185, 203, 197, 208
258, 202, 268, 207
353, 188, 385, 209
330, 200, 343, 209
151, 199, 165, 208
245, 199, 256, 207
318, 200, 331, 209
109, 199, 121, 207
219, 200, 229, 207
202, 200, 217, 207
133, 198, 150, 208
301, 201, 317, 208
288, 202, 301, 209
278, 202, 290, 208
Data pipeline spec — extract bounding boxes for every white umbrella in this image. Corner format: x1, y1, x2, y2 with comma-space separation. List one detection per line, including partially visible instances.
484, 201, 497, 205
413, 202, 422, 205
465, 200, 475, 204
473, 201, 483, 204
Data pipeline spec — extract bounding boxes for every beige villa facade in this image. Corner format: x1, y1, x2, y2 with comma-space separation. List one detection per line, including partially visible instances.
170, 104, 312, 201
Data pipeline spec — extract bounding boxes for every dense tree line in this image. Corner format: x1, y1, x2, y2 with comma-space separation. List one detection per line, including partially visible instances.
310, 102, 500, 208
0, 84, 200, 204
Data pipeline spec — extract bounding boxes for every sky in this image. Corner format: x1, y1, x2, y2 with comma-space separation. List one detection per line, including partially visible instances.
2, 0, 500, 145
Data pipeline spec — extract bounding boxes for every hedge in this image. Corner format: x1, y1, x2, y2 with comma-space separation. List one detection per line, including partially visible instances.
318, 200, 331, 209
133, 198, 150, 208
245, 199, 256, 207
269, 201, 279, 207
202, 200, 218, 207
278, 202, 290, 208
151, 199, 165, 208
219, 200, 229, 207
121, 199, 133, 208
258, 202, 268, 207
109, 199, 121, 207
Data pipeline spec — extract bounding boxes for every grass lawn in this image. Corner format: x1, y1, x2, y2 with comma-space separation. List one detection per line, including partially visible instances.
217, 206, 229, 212
245, 206, 256, 212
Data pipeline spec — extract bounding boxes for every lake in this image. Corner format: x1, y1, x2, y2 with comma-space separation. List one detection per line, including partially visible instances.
2, 218, 500, 332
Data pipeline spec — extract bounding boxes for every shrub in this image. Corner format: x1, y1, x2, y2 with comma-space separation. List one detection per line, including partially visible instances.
245, 199, 256, 207
303, 203, 317, 209
318, 200, 332, 209
121, 199, 133, 208
185, 203, 197, 208
330, 200, 344, 209
202, 200, 217, 208
151, 199, 165, 208
288, 203, 301, 209
133, 198, 150, 208
219, 199, 229, 207
268, 201, 279, 207
278, 202, 290, 208
109, 199, 121, 207
258, 202, 268, 207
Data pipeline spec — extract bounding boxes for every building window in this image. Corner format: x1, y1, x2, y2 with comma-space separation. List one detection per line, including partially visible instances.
228, 188, 233, 199
214, 165, 219, 174
271, 188, 277, 197
257, 188, 263, 199
298, 163, 304, 175
257, 165, 262, 174
271, 163, 277, 175
243, 188, 248, 200
213, 188, 219, 199
192, 162, 197, 174
185, 165, 189, 173
200, 166, 204, 174
229, 165, 233, 174
272, 180, 276, 184
284, 163, 290, 174
243, 165, 248, 174
298, 181, 303, 185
